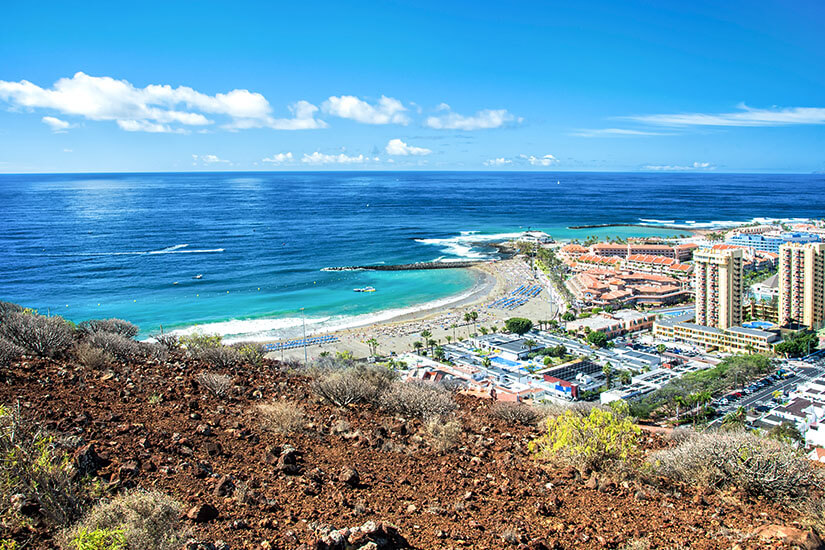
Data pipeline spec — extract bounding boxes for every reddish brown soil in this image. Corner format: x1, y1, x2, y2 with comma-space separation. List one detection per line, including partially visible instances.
0, 353, 811, 549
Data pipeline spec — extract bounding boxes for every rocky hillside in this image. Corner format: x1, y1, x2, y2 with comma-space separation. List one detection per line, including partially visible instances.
0, 324, 822, 549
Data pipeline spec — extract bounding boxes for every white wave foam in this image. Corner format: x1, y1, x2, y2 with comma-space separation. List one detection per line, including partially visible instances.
169, 316, 332, 341
416, 230, 524, 261
637, 216, 815, 230
64, 244, 225, 257
164, 273, 490, 344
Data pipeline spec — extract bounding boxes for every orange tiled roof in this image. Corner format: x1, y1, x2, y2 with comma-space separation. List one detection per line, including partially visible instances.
561, 244, 588, 253
674, 243, 699, 249
578, 254, 622, 264
627, 254, 677, 266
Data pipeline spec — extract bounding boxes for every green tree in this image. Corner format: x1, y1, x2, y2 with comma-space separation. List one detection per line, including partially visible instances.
366, 337, 379, 357
587, 330, 608, 348
524, 338, 537, 351
505, 317, 533, 335
413, 341, 423, 354
433, 346, 446, 361
619, 370, 631, 386
721, 406, 747, 430
656, 344, 667, 354
562, 311, 576, 322
602, 362, 614, 389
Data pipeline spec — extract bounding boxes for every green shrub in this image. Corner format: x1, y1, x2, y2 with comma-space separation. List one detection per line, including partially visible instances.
425, 417, 462, 452
0, 404, 86, 527
0, 312, 74, 358
197, 372, 233, 398
73, 343, 114, 370
77, 319, 139, 339
648, 431, 820, 500
235, 342, 265, 366
529, 403, 641, 474
68, 527, 126, 550
60, 491, 187, 550
311, 365, 396, 407
504, 318, 533, 335
378, 380, 455, 420
0, 338, 24, 365
193, 346, 240, 369
0, 301, 24, 322
179, 331, 222, 351
86, 332, 139, 361
488, 402, 541, 426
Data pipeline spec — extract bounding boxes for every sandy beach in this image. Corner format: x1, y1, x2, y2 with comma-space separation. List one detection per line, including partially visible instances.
266, 258, 560, 362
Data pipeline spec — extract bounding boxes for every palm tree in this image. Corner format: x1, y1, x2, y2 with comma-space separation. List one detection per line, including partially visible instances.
524, 339, 537, 352
427, 338, 437, 355
470, 311, 478, 334
602, 362, 613, 389
479, 327, 488, 335
450, 324, 457, 341
433, 346, 445, 361
446, 335, 452, 344
722, 407, 747, 430
619, 370, 631, 386
365, 337, 379, 357
481, 357, 491, 368
490, 325, 498, 334
413, 341, 423, 354
463, 312, 472, 335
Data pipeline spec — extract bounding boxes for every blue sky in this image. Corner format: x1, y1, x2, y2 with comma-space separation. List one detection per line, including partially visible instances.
1, 0, 823, 173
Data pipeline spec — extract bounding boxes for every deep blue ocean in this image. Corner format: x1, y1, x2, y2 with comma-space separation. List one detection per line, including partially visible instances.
1, 172, 823, 340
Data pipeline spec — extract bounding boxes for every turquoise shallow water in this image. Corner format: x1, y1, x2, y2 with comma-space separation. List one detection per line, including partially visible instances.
1, 171, 822, 340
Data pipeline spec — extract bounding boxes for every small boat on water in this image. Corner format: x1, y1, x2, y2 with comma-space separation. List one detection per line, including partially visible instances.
193, 274, 203, 279
353, 286, 376, 293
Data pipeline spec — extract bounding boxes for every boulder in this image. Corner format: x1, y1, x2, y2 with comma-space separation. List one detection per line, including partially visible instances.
754, 524, 824, 550
339, 467, 360, 488
186, 503, 219, 523
73, 443, 108, 477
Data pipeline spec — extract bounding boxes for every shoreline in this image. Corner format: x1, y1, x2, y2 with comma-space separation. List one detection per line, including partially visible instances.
265, 258, 556, 361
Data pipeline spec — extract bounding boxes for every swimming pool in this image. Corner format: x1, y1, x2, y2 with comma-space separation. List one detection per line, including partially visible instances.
744, 321, 774, 329
490, 356, 520, 367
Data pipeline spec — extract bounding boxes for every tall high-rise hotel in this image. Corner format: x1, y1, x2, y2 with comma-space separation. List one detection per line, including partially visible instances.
694, 248, 743, 330
779, 242, 825, 330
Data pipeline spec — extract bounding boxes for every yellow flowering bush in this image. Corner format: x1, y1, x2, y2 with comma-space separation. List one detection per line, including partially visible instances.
529, 403, 641, 474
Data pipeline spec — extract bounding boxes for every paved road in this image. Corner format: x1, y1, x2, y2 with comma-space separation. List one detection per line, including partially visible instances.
709, 361, 825, 427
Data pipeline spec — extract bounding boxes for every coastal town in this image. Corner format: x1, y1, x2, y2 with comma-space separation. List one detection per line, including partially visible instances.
272, 220, 825, 459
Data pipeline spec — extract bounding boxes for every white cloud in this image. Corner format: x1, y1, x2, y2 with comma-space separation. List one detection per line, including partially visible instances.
571, 128, 669, 137
322, 95, 408, 125
301, 152, 378, 165
385, 138, 431, 156
0, 72, 326, 133
626, 104, 825, 127
643, 161, 715, 171
63, 148, 73, 153
262, 152, 294, 164
425, 108, 519, 130
192, 154, 230, 164
118, 119, 186, 133
435, 102, 451, 111
483, 157, 512, 166
41, 115, 72, 132
523, 154, 559, 167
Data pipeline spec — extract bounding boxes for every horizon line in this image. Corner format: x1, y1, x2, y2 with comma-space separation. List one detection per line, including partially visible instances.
0, 169, 822, 176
